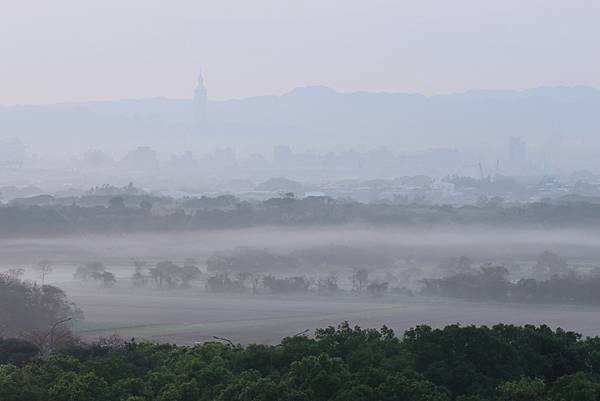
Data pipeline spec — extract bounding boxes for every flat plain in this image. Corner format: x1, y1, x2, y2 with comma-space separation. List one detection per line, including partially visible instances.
66, 289, 600, 344
4, 227, 600, 344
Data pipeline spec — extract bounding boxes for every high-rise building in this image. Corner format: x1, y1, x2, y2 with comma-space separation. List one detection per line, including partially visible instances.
193, 68, 207, 126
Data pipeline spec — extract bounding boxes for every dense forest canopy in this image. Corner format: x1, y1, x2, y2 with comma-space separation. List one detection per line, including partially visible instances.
2, 322, 600, 401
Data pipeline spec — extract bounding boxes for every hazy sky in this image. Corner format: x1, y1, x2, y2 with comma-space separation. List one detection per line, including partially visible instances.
1, 0, 599, 104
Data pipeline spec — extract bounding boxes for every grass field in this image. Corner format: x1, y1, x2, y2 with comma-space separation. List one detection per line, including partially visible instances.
66, 289, 600, 345
4, 226, 600, 344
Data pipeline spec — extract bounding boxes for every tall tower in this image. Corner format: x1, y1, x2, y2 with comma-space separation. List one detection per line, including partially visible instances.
193, 68, 207, 126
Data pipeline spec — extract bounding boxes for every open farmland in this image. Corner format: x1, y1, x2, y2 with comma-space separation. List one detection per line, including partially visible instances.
5, 226, 600, 345
65, 289, 600, 345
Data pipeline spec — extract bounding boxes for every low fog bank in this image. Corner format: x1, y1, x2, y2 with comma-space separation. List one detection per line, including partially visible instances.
5, 224, 600, 347
4, 226, 600, 267
7, 225, 600, 345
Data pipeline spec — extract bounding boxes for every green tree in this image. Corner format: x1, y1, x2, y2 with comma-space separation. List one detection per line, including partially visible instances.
549, 373, 600, 401
49, 372, 111, 401
497, 377, 547, 401
287, 354, 350, 401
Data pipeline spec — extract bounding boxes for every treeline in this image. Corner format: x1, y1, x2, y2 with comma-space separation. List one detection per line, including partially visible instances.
422, 264, 600, 304
72, 256, 403, 298
64, 244, 414, 296
3, 322, 600, 400
4, 194, 600, 235
72, 248, 600, 304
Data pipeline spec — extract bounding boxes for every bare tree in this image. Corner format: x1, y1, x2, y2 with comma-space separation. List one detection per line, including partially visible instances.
5, 268, 24, 279
132, 260, 148, 287
251, 274, 261, 295
36, 259, 53, 284
25, 316, 73, 355
351, 269, 369, 293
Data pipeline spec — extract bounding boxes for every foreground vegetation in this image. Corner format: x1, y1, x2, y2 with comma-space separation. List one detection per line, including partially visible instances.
2, 322, 600, 401
5, 268, 600, 400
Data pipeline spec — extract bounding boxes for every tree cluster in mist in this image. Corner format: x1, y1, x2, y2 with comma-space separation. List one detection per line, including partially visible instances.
421, 251, 600, 304
69, 248, 402, 298
62, 243, 600, 306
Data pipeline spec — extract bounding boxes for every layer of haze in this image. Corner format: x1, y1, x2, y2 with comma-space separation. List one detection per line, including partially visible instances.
2, 0, 600, 104
4, 226, 600, 266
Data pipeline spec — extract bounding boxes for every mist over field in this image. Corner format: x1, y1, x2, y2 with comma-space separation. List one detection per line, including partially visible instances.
5, 226, 600, 267
5, 224, 600, 345
4, 2, 600, 400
